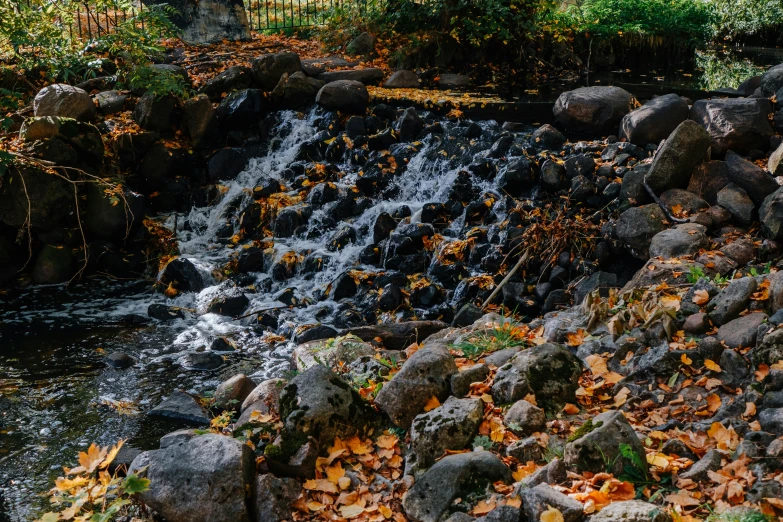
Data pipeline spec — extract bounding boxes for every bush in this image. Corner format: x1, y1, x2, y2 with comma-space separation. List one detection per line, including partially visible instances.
710, 0, 783, 41
126, 65, 192, 99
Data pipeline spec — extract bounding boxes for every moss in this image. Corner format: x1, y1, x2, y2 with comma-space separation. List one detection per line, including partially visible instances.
567, 419, 603, 443
264, 430, 309, 461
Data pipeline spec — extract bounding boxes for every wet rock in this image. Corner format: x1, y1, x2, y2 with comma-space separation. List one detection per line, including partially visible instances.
278, 365, 375, 446
616, 204, 668, 257
503, 399, 545, 435
491, 343, 582, 411
690, 97, 774, 156
520, 483, 584, 522
402, 451, 511, 522
252, 52, 302, 91
397, 107, 423, 141
680, 449, 722, 481
19, 117, 104, 165
531, 124, 566, 150
105, 351, 135, 369
31, 245, 74, 284
291, 335, 375, 371
451, 364, 491, 397
214, 374, 257, 412
648, 223, 709, 259
148, 304, 185, 321
85, 183, 144, 241
33, 84, 96, 121
687, 161, 730, 205
241, 378, 287, 414
182, 351, 224, 371
341, 320, 448, 350
717, 312, 767, 349
760, 186, 783, 241
553, 86, 634, 135
211, 337, 235, 351
644, 120, 711, 193
759, 408, 783, 434
134, 92, 180, 134
253, 474, 302, 522
94, 90, 127, 115
385, 70, 419, 88
375, 343, 458, 428
409, 396, 483, 470
273, 205, 312, 237
717, 183, 755, 226
540, 159, 566, 191
199, 65, 253, 101
620, 93, 689, 147
216, 88, 265, 129
589, 500, 671, 522
725, 150, 778, 206
296, 324, 338, 343
160, 258, 204, 293
149, 390, 211, 425
129, 434, 255, 522
207, 288, 249, 316
236, 246, 264, 273
317, 68, 384, 85
316, 80, 369, 114
271, 71, 324, 108
707, 276, 757, 325
183, 94, 217, 147
564, 410, 647, 477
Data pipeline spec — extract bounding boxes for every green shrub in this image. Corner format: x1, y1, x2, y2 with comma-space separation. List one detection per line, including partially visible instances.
126, 65, 192, 99
709, 0, 783, 40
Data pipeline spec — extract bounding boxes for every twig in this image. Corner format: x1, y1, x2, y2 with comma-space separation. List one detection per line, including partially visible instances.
642, 178, 689, 224
234, 303, 301, 320
481, 249, 530, 311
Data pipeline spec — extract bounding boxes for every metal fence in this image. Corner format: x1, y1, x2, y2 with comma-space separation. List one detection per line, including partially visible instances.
244, 0, 381, 31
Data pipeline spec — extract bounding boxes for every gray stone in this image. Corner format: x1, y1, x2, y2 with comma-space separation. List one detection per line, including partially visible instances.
752, 325, 783, 366
384, 70, 419, 88
199, 65, 252, 100
491, 343, 582, 411
437, 74, 470, 89
401, 451, 511, 522
588, 500, 671, 522
129, 434, 255, 522
716, 183, 755, 226
648, 223, 709, 259
214, 374, 256, 412
687, 161, 730, 205
719, 237, 756, 266
760, 186, 783, 241
620, 93, 689, 147
506, 436, 543, 462
85, 183, 144, 241
105, 352, 135, 369
564, 410, 647, 477
761, 64, 783, 97
553, 86, 634, 136
616, 204, 668, 257
174, 0, 250, 45
19, 116, 104, 165
690, 97, 774, 156
317, 68, 384, 85
769, 141, 783, 176
684, 312, 710, 334
759, 408, 783, 434
253, 474, 302, 522
149, 390, 210, 425
451, 364, 490, 397
292, 335, 375, 371
33, 84, 96, 121
708, 276, 757, 325
270, 71, 324, 108
409, 396, 483, 470
644, 120, 711, 193
251, 51, 301, 91
315, 80, 369, 114
94, 90, 126, 115
520, 483, 584, 522
346, 32, 376, 56
159, 428, 197, 449
717, 313, 767, 349
725, 150, 779, 206
503, 399, 545, 435
574, 271, 619, 305
375, 344, 458, 428
680, 449, 722, 481
183, 94, 217, 147
659, 189, 709, 216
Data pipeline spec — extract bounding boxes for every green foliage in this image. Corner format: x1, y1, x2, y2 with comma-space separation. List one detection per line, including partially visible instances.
452, 319, 528, 359
687, 265, 707, 284
706, 509, 774, 522
696, 50, 765, 90
126, 66, 192, 99
472, 435, 493, 450
709, 0, 783, 39
617, 442, 650, 484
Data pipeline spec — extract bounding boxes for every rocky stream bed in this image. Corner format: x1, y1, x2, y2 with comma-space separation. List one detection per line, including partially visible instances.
3, 45, 783, 522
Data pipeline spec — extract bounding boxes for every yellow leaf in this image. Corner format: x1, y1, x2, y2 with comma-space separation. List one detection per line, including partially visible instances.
423, 396, 441, 412
326, 462, 345, 484
704, 359, 721, 372
376, 434, 398, 449
379, 505, 393, 518
540, 505, 565, 522
338, 476, 352, 490
680, 353, 692, 365
340, 503, 366, 518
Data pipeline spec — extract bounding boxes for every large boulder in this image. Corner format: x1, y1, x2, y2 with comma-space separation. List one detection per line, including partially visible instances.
270, 71, 324, 108
687, 161, 729, 205
133, 92, 180, 134
564, 410, 647, 477
0, 164, 73, 230
644, 120, 711, 193
33, 84, 96, 121
159, 258, 205, 293
725, 150, 778, 206
129, 433, 255, 522
491, 343, 582, 410
402, 451, 511, 522
408, 397, 483, 471
648, 223, 709, 259
291, 334, 375, 371
760, 64, 783, 97
690, 98, 774, 156
553, 86, 634, 136
32, 244, 74, 284
162, 0, 250, 45
251, 52, 302, 91
375, 343, 458, 428
619, 93, 689, 146
20, 116, 104, 165
588, 500, 671, 522
199, 65, 253, 101
85, 183, 145, 241
760, 186, 783, 240
315, 80, 369, 114
183, 94, 217, 148
615, 204, 668, 258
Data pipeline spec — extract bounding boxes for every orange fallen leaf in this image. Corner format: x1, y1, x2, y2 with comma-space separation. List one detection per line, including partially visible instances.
423, 396, 440, 412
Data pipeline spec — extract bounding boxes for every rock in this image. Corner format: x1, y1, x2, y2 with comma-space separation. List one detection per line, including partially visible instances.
760, 186, 783, 241
183, 94, 217, 147
199, 65, 252, 100
216, 88, 265, 129
133, 92, 180, 134
148, 304, 185, 321
340, 321, 448, 350
129, 434, 254, 522
453, 303, 484, 327
759, 408, 783, 434
315, 80, 369, 114
292, 335, 375, 371
769, 141, 783, 176
532, 124, 567, 150
564, 410, 647, 477
541, 159, 566, 190
401, 451, 511, 522
717, 313, 767, 349
437, 74, 470, 89
346, 32, 376, 56
506, 437, 543, 462
687, 161, 730, 205
616, 204, 668, 257
648, 223, 709, 259
680, 449, 722, 481
644, 120, 711, 193
397, 107, 423, 141
317, 68, 384, 85
409, 397, 483, 470
182, 351, 224, 371
573, 271, 618, 304
451, 364, 491, 397
241, 378, 287, 413
520, 483, 584, 522
553, 86, 634, 135
271, 71, 324, 108
620, 93, 689, 146
707, 276, 757, 325
94, 90, 127, 115
105, 351, 135, 369
160, 258, 205, 293
375, 343, 458, 428
503, 399, 545, 435
588, 500, 671, 522
31, 245, 74, 284
717, 183, 755, 226
684, 312, 711, 334
385, 70, 419, 88
214, 374, 256, 412
725, 151, 778, 206
659, 189, 709, 215
253, 474, 302, 522
148, 390, 211, 425
19, 116, 104, 165
85, 183, 144, 241
690, 98, 774, 156
491, 343, 582, 410
251, 52, 301, 91
33, 84, 96, 121
761, 64, 783, 97
278, 365, 375, 446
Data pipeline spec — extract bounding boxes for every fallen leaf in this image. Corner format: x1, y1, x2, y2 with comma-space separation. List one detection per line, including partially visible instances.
540, 505, 565, 522
692, 289, 709, 305
423, 396, 441, 412
704, 359, 721, 372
